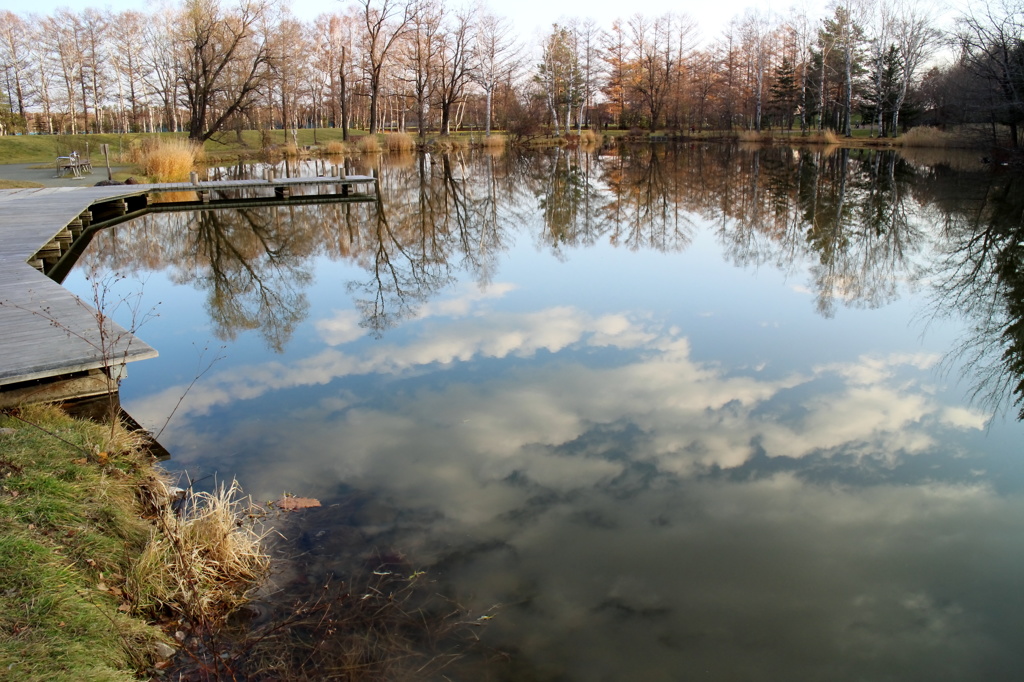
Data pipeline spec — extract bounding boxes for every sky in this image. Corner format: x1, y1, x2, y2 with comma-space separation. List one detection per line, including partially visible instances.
16, 0, 966, 60
18, 0, 797, 45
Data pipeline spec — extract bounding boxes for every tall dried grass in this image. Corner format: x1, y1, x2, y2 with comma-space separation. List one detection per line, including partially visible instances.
325, 140, 348, 156
356, 135, 382, 153
480, 133, 508, 148
801, 129, 842, 145
128, 478, 269, 625
131, 138, 203, 182
896, 126, 954, 148
385, 132, 416, 152
579, 130, 602, 146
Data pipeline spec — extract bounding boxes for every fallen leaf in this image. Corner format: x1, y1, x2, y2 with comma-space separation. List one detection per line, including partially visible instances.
95, 452, 108, 465
275, 496, 321, 511
118, 603, 132, 612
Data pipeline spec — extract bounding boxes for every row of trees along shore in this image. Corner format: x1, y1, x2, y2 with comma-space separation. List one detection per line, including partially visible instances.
0, 0, 1022, 147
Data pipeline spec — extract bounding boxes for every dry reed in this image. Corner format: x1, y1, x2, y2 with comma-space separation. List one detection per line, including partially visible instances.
325, 140, 347, 156
128, 478, 269, 625
135, 138, 203, 182
356, 135, 382, 153
896, 126, 954, 147
480, 133, 508, 148
579, 130, 602, 146
385, 132, 416, 152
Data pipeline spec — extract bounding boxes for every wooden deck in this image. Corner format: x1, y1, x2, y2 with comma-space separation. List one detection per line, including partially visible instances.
0, 175, 377, 400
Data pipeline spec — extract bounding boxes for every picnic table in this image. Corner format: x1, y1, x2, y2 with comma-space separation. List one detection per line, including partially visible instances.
55, 153, 93, 178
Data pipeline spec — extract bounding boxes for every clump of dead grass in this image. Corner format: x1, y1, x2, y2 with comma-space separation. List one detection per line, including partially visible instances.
579, 130, 602, 146
128, 478, 269, 626
385, 132, 416, 152
127, 137, 204, 182
800, 129, 843, 145
896, 126, 954, 148
325, 140, 348, 156
356, 135, 382, 153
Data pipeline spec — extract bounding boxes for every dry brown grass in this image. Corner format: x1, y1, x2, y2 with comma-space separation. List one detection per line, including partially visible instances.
128, 478, 269, 625
325, 140, 348, 156
480, 133, 508, 148
896, 126, 954, 148
579, 130, 602, 146
799, 129, 843, 145
130, 138, 203, 182
430, 136, 470, 152
385, 132, 416, 152
356, 135, 382, 153
282, 142, 301, 158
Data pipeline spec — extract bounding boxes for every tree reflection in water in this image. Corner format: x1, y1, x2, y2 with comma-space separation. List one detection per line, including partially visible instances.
927, 170, 1024, 418
76, 145, 1024, 417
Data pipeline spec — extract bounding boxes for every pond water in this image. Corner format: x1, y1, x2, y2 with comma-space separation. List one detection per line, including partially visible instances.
67, 145, 1024, 680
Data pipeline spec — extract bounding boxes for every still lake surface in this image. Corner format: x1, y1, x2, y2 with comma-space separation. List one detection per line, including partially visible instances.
67, 145, 1024, 680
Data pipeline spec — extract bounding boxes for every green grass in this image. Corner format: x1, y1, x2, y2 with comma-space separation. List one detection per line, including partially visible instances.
0, 405, 167, 679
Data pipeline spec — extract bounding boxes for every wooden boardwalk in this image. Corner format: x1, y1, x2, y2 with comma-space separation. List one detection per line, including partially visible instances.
0, 175, 376, 401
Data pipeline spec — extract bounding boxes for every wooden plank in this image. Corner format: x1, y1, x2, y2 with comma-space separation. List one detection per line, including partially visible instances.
1, 176, 373, 391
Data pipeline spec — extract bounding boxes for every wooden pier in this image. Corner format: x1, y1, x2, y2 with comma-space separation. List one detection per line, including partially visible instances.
0, 174, 377, 406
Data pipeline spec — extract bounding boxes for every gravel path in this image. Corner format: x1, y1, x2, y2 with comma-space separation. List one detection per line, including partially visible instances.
0, 162, 132, 188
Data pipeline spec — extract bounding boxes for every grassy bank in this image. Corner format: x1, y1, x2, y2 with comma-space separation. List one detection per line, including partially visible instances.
0, 404, 267, 680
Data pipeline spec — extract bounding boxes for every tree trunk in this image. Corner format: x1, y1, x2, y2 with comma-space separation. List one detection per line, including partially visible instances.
339, 48, 348, 141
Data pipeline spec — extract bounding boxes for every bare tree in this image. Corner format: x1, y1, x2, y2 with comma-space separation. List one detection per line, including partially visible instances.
44, 10, 84, 133
401, 0, 443, 135
954, 0, 1024, 147
109, 11, 150, 132
0, 11, 31, 120
741, 10, 774, 131
80, 8, 108, 132
142, 8, 184, 132
266, 12, 309, 134
175, 0, 274, 142
472, 8, 519, 136
435, 4, 474, 135
356, 0, 414, 135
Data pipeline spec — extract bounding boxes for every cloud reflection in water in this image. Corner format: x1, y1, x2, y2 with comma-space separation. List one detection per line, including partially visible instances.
128, 292, 1021, 679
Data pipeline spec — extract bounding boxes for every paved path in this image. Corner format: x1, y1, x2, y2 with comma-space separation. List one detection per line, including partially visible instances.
0, 162, 133, 189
